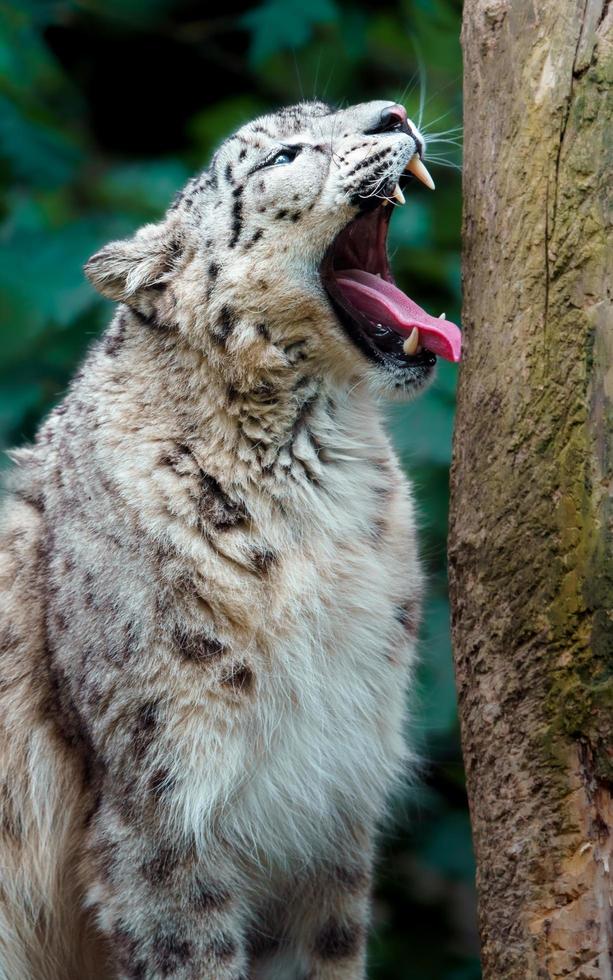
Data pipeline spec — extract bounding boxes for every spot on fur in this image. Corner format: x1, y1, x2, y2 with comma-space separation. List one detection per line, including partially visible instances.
249, 547, 277, 574
173, 626, 227, 663
203, 934, 237, 963
212, 305, 237, 344
113, 925, 147, 980
192, 879, 231, 913
331, 864, 370, 893
396, 598, 421, 638
152, 931, 193, 974
141, 846, 177, 887
199, 472, 248, 530
314, 920, 363, 960
220, 662, 254, 695
132, 700, 160, 760
246, 929, 281, 958
105, 314, 127, 356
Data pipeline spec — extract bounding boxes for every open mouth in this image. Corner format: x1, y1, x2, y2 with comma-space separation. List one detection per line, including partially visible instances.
321, 193, 461, 374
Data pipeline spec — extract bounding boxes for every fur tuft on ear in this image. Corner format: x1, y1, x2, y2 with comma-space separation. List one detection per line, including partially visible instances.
84, 220, 182, 302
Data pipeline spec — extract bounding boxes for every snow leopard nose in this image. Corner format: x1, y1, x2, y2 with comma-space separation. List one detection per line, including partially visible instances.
380, 104, 407, 129
365, 103, 410, 137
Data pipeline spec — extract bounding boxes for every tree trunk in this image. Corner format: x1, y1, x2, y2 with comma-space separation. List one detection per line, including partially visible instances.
449, 1, 612, 978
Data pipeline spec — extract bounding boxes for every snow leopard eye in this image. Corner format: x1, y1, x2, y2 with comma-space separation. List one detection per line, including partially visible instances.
270, 146, 301, 166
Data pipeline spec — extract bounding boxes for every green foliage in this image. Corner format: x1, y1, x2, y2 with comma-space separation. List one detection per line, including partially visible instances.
243, 0, 339, 65
0, 0, 476, 974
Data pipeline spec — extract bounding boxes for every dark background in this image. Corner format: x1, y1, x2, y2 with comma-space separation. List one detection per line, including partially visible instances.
0, 1, 478, 976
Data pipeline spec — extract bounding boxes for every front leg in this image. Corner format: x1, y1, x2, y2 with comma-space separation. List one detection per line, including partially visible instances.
299, 861, 371, 980
85, 797, 249, 980
250, 837, 373, 980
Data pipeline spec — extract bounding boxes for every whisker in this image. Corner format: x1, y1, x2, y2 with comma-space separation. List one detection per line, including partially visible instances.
394, 68, 421, 109
291, 48, 304, 102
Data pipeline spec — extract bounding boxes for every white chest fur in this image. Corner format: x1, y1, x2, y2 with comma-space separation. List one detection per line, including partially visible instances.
168, 429, 421, 869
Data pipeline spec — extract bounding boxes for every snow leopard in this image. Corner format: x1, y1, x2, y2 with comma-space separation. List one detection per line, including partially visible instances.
0, 100, 460, 980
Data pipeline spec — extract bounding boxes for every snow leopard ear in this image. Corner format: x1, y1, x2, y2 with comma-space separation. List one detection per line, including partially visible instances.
84, 220, 182, 302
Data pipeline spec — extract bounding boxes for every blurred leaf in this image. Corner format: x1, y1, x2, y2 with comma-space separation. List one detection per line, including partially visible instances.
416, 595, 458, 737
0, 216, 122, 355
94, 158, 192, 216
419, 811, 476, 881
188, 97, 268, 159
72, 0, 177, 28
242, 0, 339, 65
388, 385, 455, 466
0, 95, 83, 189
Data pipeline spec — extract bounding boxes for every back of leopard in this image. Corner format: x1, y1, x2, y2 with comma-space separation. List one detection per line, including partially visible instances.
0, 100, 458, 979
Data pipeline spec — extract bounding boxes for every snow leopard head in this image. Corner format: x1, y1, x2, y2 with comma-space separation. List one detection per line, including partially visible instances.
86, 100, 453, 399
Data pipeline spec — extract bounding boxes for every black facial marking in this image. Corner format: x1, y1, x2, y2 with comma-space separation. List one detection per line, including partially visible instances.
256, 322, 270, 340
245, 228, 264, 249
238, 148, 247, 161
346, 147, 390, 177
208, 261, 219, 280
275, 209, 288, 220
290, 211, 302, 222
229, 194, 244, 248
224, 162, 233, 183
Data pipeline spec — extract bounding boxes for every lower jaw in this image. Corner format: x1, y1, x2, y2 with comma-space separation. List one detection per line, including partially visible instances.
326, 293, 437, 380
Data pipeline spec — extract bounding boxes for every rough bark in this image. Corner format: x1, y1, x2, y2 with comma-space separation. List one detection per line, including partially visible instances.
449, 1, 612, 978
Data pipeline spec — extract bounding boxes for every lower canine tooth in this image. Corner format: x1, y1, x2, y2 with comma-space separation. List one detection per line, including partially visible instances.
403, 327, 420, 356
392, 183, 406, 205
439, 312, 446, 319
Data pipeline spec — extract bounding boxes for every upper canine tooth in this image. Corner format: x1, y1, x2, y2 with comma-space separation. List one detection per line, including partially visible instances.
403, 327, 420, 356
405, 154, 435, 191
392, 183, 405, 205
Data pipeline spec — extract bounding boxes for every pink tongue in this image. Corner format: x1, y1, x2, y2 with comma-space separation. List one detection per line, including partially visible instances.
335, 269, 461, 363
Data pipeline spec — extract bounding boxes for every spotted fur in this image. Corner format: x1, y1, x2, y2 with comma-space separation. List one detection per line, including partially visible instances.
0, 100, 427, 979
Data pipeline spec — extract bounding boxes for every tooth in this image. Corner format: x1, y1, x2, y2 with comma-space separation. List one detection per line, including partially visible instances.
405, 154, 435, 191
382, 199, 390, 207
403, 327, 420, 356
392, 183, 405, 205
439, 313, 446, 319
